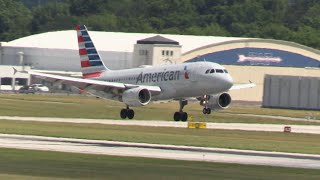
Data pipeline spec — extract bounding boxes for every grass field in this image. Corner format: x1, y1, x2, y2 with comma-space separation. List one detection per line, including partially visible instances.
0, 94, 319, 125
1, 148, 320, 180
1, 120, 320, 155
1, 94, 320, 178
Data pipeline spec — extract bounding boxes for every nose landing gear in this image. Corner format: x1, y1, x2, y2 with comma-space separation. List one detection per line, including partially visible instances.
201, 95, 212, 114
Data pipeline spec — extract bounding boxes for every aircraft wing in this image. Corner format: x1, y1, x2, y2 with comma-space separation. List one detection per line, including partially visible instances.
28, 71, 161, 94
229, 82, 256, 90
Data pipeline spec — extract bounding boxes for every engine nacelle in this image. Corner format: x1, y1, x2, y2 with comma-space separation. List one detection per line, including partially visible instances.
207, 93, 232, 110
122, 87, 151, 107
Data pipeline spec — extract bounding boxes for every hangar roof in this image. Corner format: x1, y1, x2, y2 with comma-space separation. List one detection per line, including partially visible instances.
5, 30, 246, 53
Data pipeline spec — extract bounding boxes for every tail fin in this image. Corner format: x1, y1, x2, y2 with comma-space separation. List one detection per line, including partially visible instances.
75, 25, 109, 79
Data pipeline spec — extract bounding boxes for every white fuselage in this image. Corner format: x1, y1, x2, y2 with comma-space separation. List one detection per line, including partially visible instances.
92, 62, 233, 100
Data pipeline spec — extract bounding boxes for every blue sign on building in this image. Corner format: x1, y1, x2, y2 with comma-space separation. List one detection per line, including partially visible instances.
187, 48, 320, 68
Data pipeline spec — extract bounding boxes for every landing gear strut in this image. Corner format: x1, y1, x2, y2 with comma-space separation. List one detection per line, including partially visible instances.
202, 95, 211, 114
120, 106, 134, 119
173, 100, 188, 122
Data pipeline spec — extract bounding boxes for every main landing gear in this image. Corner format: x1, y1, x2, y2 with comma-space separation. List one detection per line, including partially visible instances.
173, 100, 188, 122
120, 106, 134, 119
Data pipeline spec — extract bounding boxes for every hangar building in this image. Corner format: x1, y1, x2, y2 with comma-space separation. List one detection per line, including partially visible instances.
263, 75, 320, 110
1, 30, 320, 101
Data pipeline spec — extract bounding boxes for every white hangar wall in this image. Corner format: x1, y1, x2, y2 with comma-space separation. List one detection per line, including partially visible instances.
0, 30, 242, 71
262, 75, 320, 110
1, 46, 132, 71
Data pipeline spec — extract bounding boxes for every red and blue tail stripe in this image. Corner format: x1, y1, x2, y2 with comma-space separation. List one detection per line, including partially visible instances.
76, 25, 108, 78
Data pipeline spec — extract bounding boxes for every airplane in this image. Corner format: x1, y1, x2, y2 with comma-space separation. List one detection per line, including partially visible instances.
24, 25, 255, 121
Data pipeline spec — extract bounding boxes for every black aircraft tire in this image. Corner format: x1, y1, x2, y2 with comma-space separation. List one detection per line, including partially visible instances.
202, 108, 207, 114
181, 112, 188, 122
174, 112, 181, 121
127, 109, 134, 119
120, 109, 127, 119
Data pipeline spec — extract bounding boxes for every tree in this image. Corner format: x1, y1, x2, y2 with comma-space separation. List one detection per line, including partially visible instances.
0, 0, 32, 41
260, 23, 293, 40
31, 2, 75, 33
0, 0, 319, 50
69, 0, 107, 16
261, 0, 288, 23
293, 26, 320, 50
83, 13, 118, 31
302, 3, 320, 29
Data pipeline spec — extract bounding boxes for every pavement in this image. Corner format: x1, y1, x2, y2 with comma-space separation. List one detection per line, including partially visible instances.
1, 134, 320, 169
0, 116, 320, 134
226, 112, 320, 123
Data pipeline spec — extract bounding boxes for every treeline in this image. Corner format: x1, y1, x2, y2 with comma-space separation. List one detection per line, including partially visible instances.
1, 0, 320, 49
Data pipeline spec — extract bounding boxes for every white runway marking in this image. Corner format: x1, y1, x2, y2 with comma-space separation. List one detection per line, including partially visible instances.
0, 134, 320, 169
0, 116, 320, 134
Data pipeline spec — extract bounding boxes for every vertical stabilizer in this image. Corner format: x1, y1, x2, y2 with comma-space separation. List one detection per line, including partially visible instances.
75, 25, 109, 78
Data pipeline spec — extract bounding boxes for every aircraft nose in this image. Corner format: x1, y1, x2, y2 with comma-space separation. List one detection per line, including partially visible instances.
224, 75, 233, 90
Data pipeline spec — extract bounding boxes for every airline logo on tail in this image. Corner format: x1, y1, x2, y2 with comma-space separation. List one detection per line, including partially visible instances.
76, 25, 107, 78
184, 66, 189, 79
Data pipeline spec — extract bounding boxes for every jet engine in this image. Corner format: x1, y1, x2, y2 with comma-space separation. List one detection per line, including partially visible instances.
205, 93, 232, 110
122, 87, 151, 107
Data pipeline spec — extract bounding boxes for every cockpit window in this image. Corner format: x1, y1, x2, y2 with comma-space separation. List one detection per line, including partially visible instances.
210, 69, 215, 73
216, 69, 224, 73
224, 69, 228, 73
205, 69, 210, 74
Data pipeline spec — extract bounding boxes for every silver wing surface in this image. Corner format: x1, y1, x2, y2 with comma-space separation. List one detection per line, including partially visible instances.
29, 71, 161, 100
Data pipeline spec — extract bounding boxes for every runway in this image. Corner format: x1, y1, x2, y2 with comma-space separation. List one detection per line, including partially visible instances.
226, 112, 320, 123
1, 116, 320, 134
0, 134, 320, 169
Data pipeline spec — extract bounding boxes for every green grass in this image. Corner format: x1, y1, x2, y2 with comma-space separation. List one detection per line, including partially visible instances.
1, 148, 320, 180
0, 94, 319, 125
1, 120, 320, 155
1, 94, 320, 179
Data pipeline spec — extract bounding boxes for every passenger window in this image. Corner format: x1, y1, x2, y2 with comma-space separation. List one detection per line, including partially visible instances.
224, 69, 228, 73
216, 69, 224, 73
210, 69, 215, 73
205, 69, 210, 74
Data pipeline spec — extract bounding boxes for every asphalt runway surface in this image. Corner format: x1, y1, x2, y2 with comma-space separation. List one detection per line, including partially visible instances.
0, 116, 320, 134
0, 134, 320, 169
